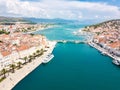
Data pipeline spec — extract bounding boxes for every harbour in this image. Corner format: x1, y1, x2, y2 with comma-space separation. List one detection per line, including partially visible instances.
0, 0, 120, 90
13, 24, 120, 90
13, 43, 120, 90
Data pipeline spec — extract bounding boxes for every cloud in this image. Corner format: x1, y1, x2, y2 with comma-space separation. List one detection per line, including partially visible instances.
0, 0, 120, 20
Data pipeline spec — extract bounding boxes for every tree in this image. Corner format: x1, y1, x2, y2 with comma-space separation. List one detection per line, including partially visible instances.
1, 68, 7, 78
28, 55, 33, 62
33, 53, 36, 56
17, 62, 22, 69
40, 49, 44, 55
9, 64, 16, 73
36, 50, 40, 54
30, 33, 34, 36
33, 53, 36, 59
23, 56, 28, 64
41, 49, 44, 52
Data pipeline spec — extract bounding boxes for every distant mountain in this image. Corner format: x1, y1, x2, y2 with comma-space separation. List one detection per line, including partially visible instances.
25, 18, 76, 24
0, 16, 78, 25
25, 18, 116, 25
0, 16, 33, 23
0, 16, 116, 25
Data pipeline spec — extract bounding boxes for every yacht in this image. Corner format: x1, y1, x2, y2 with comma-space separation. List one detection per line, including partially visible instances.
112, 59, 120, 66
42, 54, 54, 63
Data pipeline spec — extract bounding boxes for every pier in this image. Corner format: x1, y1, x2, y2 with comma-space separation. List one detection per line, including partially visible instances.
53, 40, 87, 44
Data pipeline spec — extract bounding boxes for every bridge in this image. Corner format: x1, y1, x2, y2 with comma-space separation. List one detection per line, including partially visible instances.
52, 40, 88, 44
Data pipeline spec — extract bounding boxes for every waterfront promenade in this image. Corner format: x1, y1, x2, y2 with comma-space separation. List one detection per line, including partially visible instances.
88, 42, 120, 62
0, 41, 56, 90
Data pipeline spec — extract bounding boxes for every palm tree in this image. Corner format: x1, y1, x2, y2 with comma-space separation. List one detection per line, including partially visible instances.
33, 53, 36, 57
40, 49, 44, 55
1, 68, 7, 78
23, 56, 28, 64
36, 50, 40, 56
33, 53, 36, 59
28, 55, 33, 62
9, 64, 16, 73
41, 49, 44, 52
17, 62, 22, 69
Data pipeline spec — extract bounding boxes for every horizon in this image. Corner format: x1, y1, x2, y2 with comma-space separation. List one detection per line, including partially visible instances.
0, 0, 120, 21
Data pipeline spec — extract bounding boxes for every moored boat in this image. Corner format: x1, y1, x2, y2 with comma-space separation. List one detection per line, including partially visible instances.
42, 54, 54, 63
112, 59, 120, 66
101, 51, 106, 55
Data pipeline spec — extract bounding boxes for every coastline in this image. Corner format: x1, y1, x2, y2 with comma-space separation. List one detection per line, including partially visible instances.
88, 41, 120, 62
0, 41, 57, 90
74, 27, 120, 64
27, 25, 56, 34
75, 25, 120, 64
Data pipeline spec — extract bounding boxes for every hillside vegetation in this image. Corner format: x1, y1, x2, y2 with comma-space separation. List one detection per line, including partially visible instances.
84, 19, 120, 33
0, 16, 29, 22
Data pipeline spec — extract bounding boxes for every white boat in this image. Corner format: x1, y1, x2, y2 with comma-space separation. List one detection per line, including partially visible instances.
73, 31, 77, 35
112, 59, 120, 66
101, 51, 106, 55
42, 54, 54, 63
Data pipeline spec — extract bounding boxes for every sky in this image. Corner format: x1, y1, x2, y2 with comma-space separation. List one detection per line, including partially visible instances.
0, 0, 120, 20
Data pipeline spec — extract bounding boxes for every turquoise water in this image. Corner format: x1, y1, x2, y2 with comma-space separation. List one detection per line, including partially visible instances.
34, 24, 86, 41
13, 24, 120, 90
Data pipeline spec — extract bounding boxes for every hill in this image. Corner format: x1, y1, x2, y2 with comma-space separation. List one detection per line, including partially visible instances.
0, 16, 28, 22
84, 19, 120, 32
25, 18, 76, 24
83, 19, 120, 56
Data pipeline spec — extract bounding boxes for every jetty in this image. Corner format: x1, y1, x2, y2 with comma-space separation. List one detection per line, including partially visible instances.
53, 40, 87, 44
